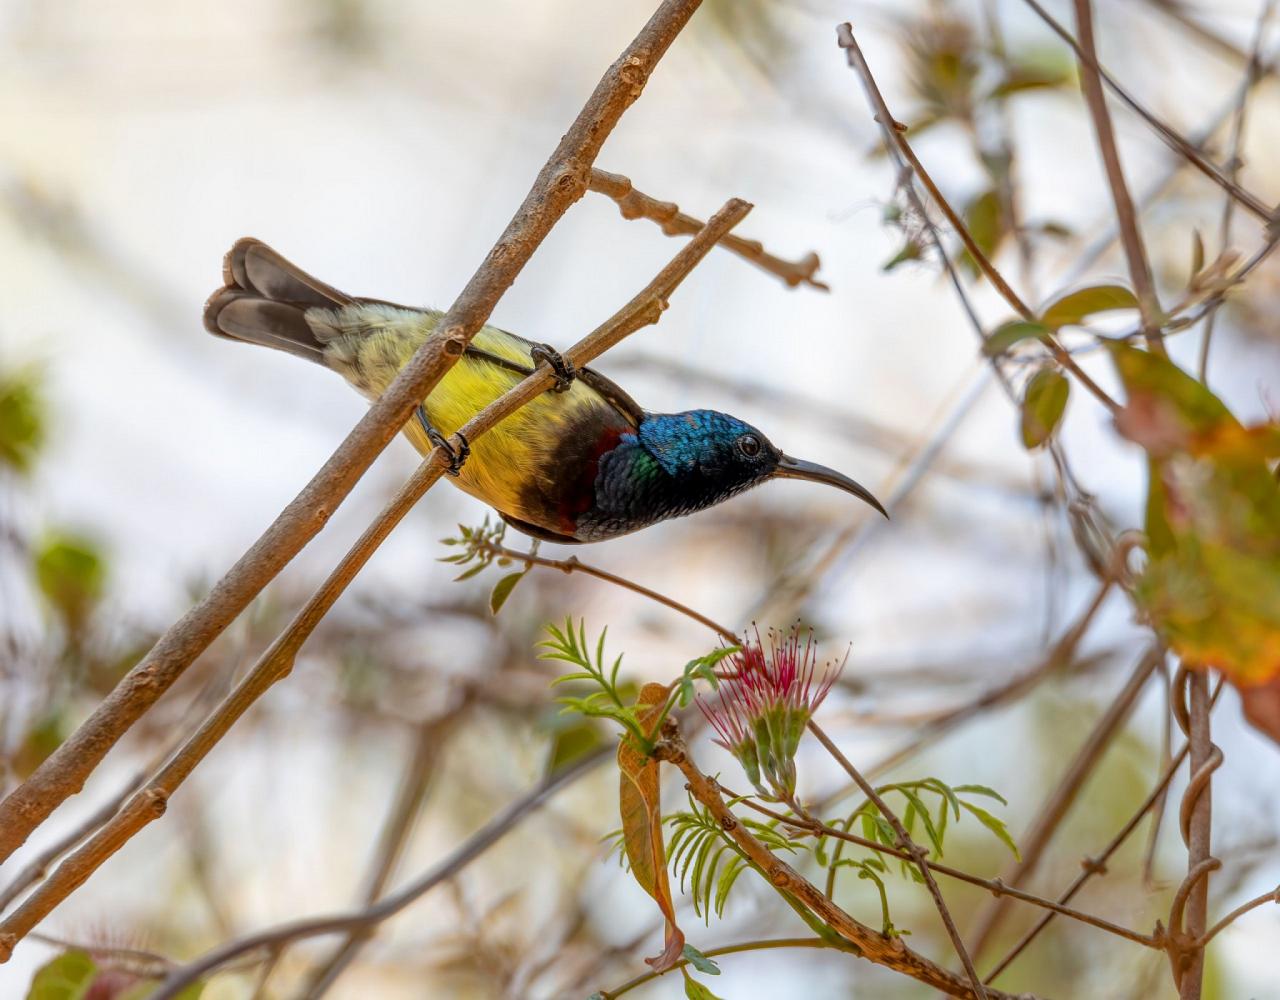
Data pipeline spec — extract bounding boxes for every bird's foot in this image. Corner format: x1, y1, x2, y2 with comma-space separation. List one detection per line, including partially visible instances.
530, 343, 576, 393
418, 406, 469, 476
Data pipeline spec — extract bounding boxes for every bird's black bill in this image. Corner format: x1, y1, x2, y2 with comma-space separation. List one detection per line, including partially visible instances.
773, 455, 889, 518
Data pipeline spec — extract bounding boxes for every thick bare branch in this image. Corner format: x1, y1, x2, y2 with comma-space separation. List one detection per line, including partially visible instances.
0, 0, 708, 865
0, 198, 752, 959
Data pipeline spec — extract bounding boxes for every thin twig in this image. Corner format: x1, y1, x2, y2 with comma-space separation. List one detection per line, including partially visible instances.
737, 795, 1157, 950
1173, 669, 1217, 999
0, 0, 709, 867
303, 706, 465, 997
652, 729, 1038, 1000
1194, 885, 1280, 948
984, 679, 1224, 985
0, 198, 752, 960
806, 721, 989, 999
144, 746, 612, 1000
471, 539, 737, 642
1024, 0, 1275, 223
835, 22, 1120, 414
597, 937, 837, 998
589, 168, 828, 290
966, 647, 1161, 958
1070, 0, 1165, 353
1198, 0, 1276, 381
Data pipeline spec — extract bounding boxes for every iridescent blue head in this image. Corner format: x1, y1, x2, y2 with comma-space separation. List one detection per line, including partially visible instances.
578, 409, 886, 541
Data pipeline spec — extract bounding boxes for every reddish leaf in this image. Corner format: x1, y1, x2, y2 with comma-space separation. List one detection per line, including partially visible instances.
618, 682, 684, 971
1240, 676, 1280, 744
1110, 344, 1280, 742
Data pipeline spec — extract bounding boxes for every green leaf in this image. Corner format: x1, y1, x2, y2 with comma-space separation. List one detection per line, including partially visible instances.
452, 562, 487, 582
683, 971, 726, 1000
34, 533, 106, 632
960, 800, 1020, 860
960, 188, 1004, 277
954, 784, 1009, 806
545, 720, 604, 775
682, 944, 721, 976
119, 982, 204, 1000
983, 319, 1051, 357
1040, 284, 1139, 329
882, 240, 923, 272
1020, 368, 1070, 449
25, 951, 97, 1000
0, 370, 46, 475
489, 571, 526, 614
988, 62, 1072, 99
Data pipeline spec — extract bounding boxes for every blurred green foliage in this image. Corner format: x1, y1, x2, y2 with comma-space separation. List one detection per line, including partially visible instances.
0, 368, 46, 475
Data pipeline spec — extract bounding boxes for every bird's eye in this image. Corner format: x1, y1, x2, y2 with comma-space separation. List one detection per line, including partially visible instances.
737, 433, 762, 457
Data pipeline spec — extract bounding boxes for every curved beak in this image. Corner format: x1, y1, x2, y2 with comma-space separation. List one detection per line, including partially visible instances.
773, 455, 888, 519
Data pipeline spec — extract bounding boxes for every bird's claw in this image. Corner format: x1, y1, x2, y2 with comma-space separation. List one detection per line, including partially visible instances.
418, 406, 469, 476
531, 343, 576, 393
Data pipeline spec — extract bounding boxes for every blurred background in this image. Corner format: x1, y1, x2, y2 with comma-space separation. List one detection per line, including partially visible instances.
1, 1, 1278, 997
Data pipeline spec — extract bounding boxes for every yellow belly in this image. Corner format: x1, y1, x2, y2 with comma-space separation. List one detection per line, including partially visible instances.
313, 303, 621, 524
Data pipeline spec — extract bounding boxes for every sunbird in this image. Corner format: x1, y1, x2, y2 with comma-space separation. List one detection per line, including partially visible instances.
204, 239, 886, 543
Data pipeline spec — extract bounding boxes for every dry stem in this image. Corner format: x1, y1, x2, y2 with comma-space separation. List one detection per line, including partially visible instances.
0, 0, 708, 866
590, 168, 828, 290
652, 730, 1038, 1000
0, 198, 752, 959
835, 22, 1120, 414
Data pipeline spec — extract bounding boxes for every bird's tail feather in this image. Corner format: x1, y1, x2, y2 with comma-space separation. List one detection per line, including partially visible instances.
203, 238, 352, 365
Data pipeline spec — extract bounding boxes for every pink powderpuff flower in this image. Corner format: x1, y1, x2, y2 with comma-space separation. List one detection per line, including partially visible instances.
696, 625, 846, 800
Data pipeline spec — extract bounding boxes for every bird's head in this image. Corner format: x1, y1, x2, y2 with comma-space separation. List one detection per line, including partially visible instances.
636, 410, 887, 518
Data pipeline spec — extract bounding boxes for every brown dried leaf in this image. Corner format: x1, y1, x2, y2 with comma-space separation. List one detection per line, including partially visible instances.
618, 681, 684, 971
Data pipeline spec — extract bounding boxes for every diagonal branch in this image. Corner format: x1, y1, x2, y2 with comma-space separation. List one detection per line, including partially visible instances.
966, 647, 1161, 958
1024, 0, 1275, 224
1070, 0, 1164, 352
144, 746, 613, 1000
806, 722, 989, 999
0, 198, 752, 961
589, 168, 828, 290
0, 0, 708, 866
835, 22, 1120, 414
653, 729, 1039, 1000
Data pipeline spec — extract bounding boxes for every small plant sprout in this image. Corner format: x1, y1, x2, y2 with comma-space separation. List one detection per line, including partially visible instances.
697, 626, 846, 801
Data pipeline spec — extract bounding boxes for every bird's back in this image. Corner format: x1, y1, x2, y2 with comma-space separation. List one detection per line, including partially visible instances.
205, 239, 639, 540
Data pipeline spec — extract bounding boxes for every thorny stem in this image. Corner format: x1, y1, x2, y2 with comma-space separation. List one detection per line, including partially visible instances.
806, 722, 989, 999
589, 168, 828, 291
835, 22, 1121, 414
1070, 0, 1166, 354
0, 199, 753, 959
0, 0, 710, 868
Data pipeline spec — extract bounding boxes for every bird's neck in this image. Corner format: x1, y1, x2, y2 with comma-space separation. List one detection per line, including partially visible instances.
578, 418, 751, 538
